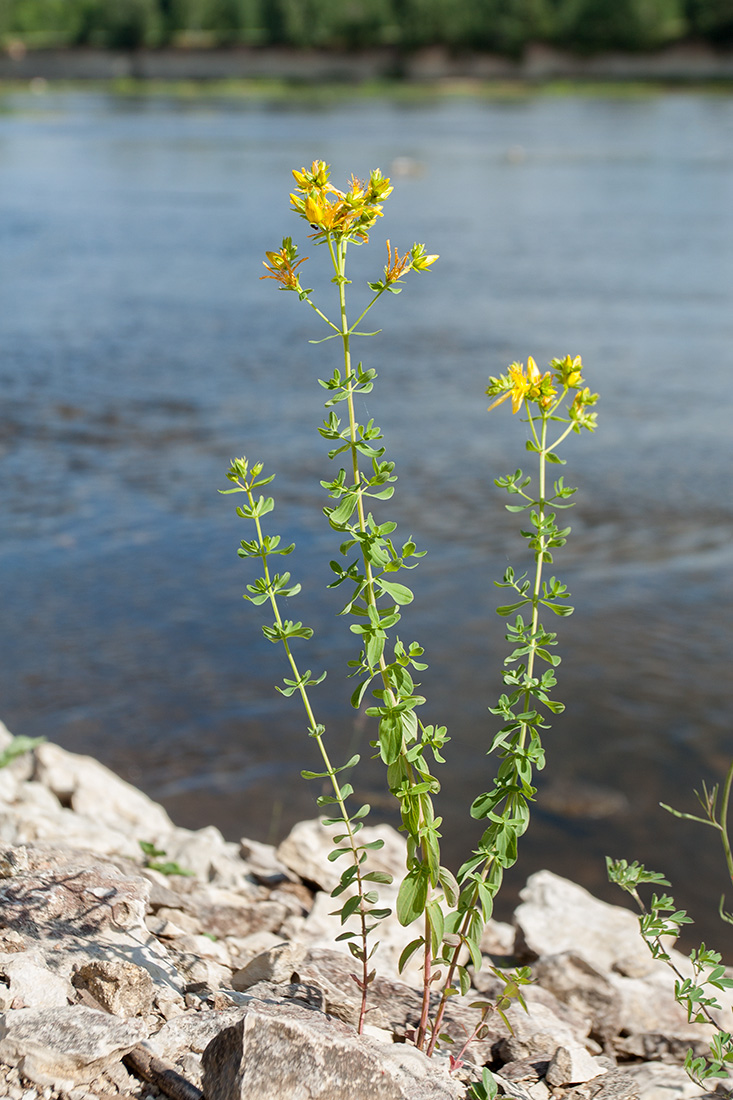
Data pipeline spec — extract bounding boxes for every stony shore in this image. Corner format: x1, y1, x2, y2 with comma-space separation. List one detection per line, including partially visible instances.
2, 43, 733, 84
0, 719, 727, 1100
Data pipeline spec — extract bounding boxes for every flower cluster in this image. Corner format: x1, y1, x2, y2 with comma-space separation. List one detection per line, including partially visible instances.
290, 160, 394, 243
486, 353, 597, 429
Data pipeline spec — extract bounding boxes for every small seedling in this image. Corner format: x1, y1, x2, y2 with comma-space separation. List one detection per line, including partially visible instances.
139, 840, 194, 877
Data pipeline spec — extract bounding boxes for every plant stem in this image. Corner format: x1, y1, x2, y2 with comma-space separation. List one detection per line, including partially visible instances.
719, 759, 733, 885
245, 478, 372, 1032
329, 231, 435, 1048
427, 413, 551, 1056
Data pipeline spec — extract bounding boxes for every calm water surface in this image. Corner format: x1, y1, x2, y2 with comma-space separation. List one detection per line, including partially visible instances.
1, 87, 732, 942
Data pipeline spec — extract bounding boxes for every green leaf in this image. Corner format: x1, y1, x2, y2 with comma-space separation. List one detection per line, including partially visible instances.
396, 867, 429, 926
329, 494, 359, 525
0, 736, 44, 769
336, 894, 362, 922
378, 579, 414, 606
427, 899, 445, 956
543, 602, 574, 617
497, 600, 530, 617
351, 676, 374, 710
362, 870, 394, 884
438, 866, 459, 907
379, 713, 403, 765
398, 937, 424, 972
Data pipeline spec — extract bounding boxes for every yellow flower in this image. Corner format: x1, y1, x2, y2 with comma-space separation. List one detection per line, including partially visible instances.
488, 361, 531, 414
410, 242, 439, 272
552, 354, 584, 389
292, 160, 331, 191
487, 357, 556, 414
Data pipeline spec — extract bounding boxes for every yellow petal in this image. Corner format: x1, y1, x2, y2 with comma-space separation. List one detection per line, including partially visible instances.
487, 391, 511, 412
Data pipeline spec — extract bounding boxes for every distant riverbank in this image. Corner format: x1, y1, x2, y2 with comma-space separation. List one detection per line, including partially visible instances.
2, 41, 733, 84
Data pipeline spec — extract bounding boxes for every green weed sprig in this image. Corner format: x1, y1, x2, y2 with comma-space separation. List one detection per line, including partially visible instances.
660, 762, 733, 924
234, 160, 598, 1052
608, 858, 733, 1091
609, 755, 733, 1091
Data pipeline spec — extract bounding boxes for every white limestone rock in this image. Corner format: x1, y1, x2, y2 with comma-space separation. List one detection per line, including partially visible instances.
163, 825, 254, 890
0, 844, 183, 998
239, 837, 294, 884
623, 1060, 714, 1099
0, 1005, 147, 1090
276, 818, 407, 893
0, 950, 72, 1010
201, 998, 464, 1100
545, 1043, 607, 1087
514, 870, 651, 976
34, 741, 174, 838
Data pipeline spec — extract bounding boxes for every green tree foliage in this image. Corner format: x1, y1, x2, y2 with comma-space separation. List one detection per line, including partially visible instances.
394, 0, 555, 54
2, 0, 730, 54
555, 0, 686, 51
4, 0, 163, 47
686, 0, 733, 42
81, 0, 163, 49
259, 0, 396, 49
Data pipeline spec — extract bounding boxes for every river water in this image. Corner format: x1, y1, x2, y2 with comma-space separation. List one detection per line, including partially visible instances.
1, 85, 732, 943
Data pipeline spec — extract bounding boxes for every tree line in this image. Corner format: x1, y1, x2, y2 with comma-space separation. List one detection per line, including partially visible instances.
1, 0, 732, 55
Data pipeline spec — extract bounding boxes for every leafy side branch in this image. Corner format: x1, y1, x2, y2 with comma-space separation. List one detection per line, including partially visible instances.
220, 457, 392, 1034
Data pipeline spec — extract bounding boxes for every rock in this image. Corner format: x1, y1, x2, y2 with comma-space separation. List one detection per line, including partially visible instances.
239, 837, 294, 884
140, 869, 186, 911
0, 949, 72, 1010
0, 726, 723, 1100
72, 960, 155, 1018
146, 1008, 249, 1087
33, 741, 174, 838
614, 1031, 710, 1064
201, 998, 464, 1100
621, 1061, 713, 1099
175, 954, 232, 993
514, 871, 651, 976
0, 1005, 147, 1090
532, 953, 620, 1043
480, 918, 517, 958
0, 844, 183, 997
153, 907, 202, 935
490, 1074, 538, 1100
497, 996, 590, 1063
227, 930, 285, 968
231, 941, 304, 991
563, 1068, 641, 1099
186, 885, 287, 940
0, 799, 142, 860
298, 883, 425, 984
545, 1043, 607, 1087
276, 818, 407, 893
605, 964, 721, 1046
163, 826, 253, 889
